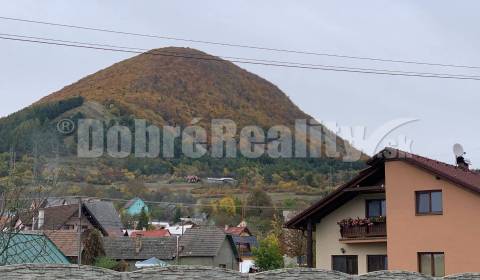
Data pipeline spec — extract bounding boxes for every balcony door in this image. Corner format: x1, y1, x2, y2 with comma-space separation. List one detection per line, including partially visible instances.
366, 199, 386, 217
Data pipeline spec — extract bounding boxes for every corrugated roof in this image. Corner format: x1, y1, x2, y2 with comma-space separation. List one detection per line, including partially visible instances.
102, 236, 177, 260
0, 232, 70, 265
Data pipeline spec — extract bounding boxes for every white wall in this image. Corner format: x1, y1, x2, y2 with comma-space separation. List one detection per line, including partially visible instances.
315, 194, 387, 275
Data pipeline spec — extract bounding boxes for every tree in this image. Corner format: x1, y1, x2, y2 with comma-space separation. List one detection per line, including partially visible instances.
253, 233, 284, 271
0, 148, 57, 265
218, 196, 236, 216
136, 206, 149, 230
94, 256, 118, 270
82, 229, 105, 265
247, 187, 273, 218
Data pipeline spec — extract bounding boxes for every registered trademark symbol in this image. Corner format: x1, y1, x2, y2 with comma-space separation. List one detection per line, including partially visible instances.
57, 119, 75, 135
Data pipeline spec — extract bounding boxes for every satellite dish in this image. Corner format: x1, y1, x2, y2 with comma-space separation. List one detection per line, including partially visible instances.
453, 143, 465, 157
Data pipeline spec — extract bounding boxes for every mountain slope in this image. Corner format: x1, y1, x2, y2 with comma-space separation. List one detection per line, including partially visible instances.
41, 47, 312, 128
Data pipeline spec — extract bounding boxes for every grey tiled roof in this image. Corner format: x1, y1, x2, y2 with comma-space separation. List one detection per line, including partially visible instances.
102, 236, 177, 260
83, 200, 123, 236
179, 226, 237, 257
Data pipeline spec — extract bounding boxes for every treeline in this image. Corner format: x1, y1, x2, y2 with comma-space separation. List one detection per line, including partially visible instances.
0, 96, 84, 153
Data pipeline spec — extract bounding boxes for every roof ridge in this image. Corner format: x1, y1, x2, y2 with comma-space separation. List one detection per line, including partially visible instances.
387, 148, 478, 174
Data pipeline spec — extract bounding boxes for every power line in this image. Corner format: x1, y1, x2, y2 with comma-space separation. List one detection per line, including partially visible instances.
2, 35, 480, 81
3, 32, 480, 79
48, 196, 296, 210
1, 15, 480, 70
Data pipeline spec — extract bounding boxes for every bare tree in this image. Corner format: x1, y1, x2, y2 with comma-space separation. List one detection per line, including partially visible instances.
0, 144, 60, 265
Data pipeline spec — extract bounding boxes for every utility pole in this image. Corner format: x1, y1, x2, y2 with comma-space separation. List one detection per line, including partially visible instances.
77, 197, 82, 266
176, 235, 180, 265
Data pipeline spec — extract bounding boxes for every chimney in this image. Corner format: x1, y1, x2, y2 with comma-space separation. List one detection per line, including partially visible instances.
224, 225, 229, 231
134, 236, 143, 254
38, 210, 45, 229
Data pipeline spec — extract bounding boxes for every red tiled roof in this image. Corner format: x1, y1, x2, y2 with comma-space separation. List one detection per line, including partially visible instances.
369, 148, 480, 193
130, 229, 171, 238
44, 230, 79, 257
224, 227, 250, 236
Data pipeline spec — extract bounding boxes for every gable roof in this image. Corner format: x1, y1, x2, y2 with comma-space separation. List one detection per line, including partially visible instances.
224, 226, 251, 236
39, 204, 79, 230
369, 148, 480, 193
83, 200, 123, 236
179, 226, 238, 258
123, 198, 142, 209
285, 148, 480, 229
44, 230, 79, 257
102, 236, 177, 260
0, 232, 70, 265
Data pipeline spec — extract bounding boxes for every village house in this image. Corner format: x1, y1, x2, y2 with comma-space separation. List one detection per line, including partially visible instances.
123, 198, 149, 216
34, 199, 123, 237
224, 223, 258, 273
103, 226, 240, 271
285, 148, 480, 277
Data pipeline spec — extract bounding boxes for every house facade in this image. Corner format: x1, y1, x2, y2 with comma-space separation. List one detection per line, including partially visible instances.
285, 148, 480, 277
123, 198, 148, 216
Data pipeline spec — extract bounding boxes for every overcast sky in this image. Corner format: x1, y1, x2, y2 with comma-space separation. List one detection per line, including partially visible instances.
1, 1, 479, 167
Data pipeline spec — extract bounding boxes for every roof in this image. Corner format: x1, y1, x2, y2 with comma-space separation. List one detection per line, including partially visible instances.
44, 230, 79, 257
43, 197, 79, 208
39, 204, 79, 230
135, 257, 168, 268
130, 229, 171, 238
285, 148, 480, 229
369, 148, 480, 194
102, 236, 177, 260
0, 232, 70, 265
179, 226, 238, 258
167, 224, 193, 235
224, 226, 251, 236
83, 200, 123, 236
123, 198, 142, 209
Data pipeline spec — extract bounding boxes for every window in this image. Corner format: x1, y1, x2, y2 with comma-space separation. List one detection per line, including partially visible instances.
366, 199, 386, 217
416, 191, 442, 214
418, 252, 445, 277
367, 255, 388, 272
332, 255, 358, 275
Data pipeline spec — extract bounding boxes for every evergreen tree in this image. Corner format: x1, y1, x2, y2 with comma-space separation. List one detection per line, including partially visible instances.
136, 206, 149, 230
82, 229, 105, 265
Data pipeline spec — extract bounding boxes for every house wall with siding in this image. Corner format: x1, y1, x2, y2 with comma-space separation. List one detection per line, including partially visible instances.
315, 194, 387, 274
385, 161, 480, 275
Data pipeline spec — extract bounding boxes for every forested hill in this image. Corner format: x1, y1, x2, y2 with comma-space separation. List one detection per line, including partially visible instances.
0, 47, 365, 190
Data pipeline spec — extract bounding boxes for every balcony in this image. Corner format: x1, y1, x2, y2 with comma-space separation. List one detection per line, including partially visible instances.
338, 217, 387, 243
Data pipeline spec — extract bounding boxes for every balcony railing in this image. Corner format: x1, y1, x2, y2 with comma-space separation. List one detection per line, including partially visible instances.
339, 221, 387, 239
